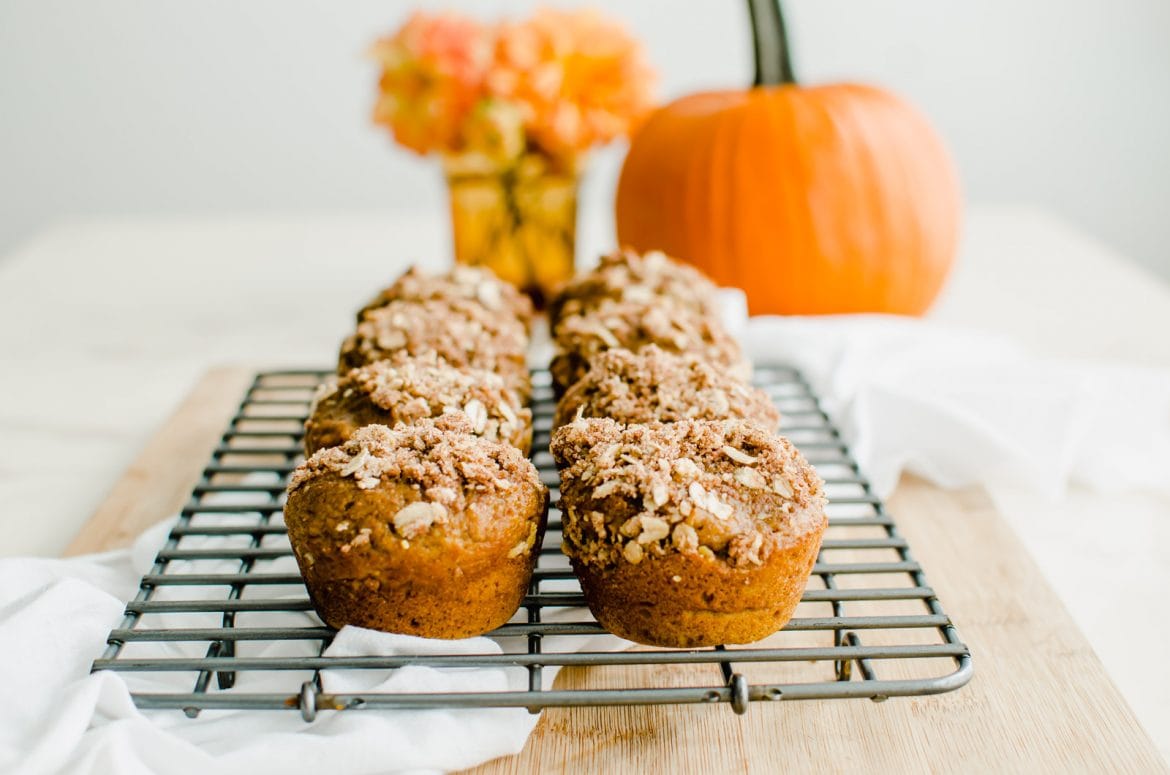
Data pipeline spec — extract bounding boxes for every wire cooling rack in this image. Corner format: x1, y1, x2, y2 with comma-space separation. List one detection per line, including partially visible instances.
92, 365, 971, 720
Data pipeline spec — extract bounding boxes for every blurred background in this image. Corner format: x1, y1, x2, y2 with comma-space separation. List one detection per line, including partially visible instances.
3, 0, 1169, 277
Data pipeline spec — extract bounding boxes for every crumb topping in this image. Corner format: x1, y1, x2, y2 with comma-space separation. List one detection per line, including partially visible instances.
290, 420, 543, 522
549, 249, 720, 334
311, 356, 530, 446
308, 379, 340, 412
550, 296, 749, 391
554, 345, 780, 430
359, 264, 534, 330
550, 419, 826, 569
338, 298, 529, 391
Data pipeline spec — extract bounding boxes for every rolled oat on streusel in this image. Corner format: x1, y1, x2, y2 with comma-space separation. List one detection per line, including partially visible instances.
553, 345, 779, 431
285, 418, 548, 639
549, 296, 748, 396
304, 354, 532, 455
549, 248, 720, 336
338, 297, 530, 399
550, 418, 826, 647
358, 264, 534, 332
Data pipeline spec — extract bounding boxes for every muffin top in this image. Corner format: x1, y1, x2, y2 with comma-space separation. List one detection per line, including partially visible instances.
359, 264, 534, 331
549, 249, 720, 334
550, 419, 825, 569
290, 419, 543, 538
311, 356, 529, 444
551, 297, 749, 389
554, 345, 779, 430
338, 297, 528, 379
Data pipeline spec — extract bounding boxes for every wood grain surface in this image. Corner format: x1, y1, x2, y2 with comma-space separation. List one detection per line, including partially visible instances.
66, 367, 1168, 773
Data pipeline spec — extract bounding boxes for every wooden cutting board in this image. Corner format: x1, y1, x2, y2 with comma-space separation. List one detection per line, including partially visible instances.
67, 367, 1167, 773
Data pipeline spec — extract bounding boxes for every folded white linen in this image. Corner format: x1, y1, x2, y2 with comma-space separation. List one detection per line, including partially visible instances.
0, 466, 634, 775
740, 314, 1170, 499
0, 518, 558, 775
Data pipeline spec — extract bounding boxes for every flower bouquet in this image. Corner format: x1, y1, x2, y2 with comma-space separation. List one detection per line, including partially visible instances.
370, 9, 655, 305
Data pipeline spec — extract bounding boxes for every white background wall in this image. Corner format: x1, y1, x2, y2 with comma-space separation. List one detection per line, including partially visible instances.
2, 0, 1169, 278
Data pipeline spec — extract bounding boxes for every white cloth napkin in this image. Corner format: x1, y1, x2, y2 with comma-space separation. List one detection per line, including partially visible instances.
739, 314, 1170, 500
3, 310, 1169, 774
0, 521, 539, 775
0, 475, 626, 775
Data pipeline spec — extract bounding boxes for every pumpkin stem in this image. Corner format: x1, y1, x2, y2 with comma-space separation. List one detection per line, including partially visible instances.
748, 0, 796, 86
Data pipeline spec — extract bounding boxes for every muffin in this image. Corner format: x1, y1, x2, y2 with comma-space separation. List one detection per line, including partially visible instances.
338, 297, 531, 400
285, 418, 548, 639
550, 418, 826, 648
549, 296, 749, 397
554, 345, 780, 432
549, 248, 721, 336
304, 355, 532, 456
358, 264, 535, 332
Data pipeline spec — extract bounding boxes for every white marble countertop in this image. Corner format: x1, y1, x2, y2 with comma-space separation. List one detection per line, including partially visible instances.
1, 204, 1168, 758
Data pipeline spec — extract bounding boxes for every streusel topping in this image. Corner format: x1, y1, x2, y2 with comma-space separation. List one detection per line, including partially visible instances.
549, 249, 720, 334
550, 419, 826, 569
359, 264, 534, 330
290, 419, 542, 520
550, 296, 749, 391
338, 298, 529, 390
312, 356, 529, 444
554, 345, 779, 430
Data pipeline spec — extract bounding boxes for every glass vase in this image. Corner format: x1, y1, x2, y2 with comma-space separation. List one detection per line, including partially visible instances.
443, 152, 578, 308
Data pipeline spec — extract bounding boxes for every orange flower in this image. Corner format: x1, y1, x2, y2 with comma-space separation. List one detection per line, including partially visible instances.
370, 8, 655, 161
370, 12, 492, 155
489, 8, 656, 160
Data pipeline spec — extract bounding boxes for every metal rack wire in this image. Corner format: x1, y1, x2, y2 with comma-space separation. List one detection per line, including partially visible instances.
92, 365, 972, 719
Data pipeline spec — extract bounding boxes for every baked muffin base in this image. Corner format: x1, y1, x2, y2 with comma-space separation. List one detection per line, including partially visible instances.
571, 525, 824, 648
290, 484, 548, 639
304, 547, 542, 639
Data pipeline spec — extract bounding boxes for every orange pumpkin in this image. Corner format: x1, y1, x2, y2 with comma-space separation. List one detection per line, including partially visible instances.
615, 0, 961, 315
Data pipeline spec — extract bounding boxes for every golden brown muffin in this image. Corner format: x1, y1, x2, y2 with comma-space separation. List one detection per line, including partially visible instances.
551, 418, 826, 648
548, 248, 721, 336
304, 355, 532, 456
285, 418, 548, 639
358, 264, 535, 332
338, 297, 531, 400
549, 296, 749, 397
554, 345, 779, 432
